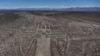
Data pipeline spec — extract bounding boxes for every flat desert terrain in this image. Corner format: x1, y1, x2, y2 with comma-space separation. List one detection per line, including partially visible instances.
0, 11, 100, 56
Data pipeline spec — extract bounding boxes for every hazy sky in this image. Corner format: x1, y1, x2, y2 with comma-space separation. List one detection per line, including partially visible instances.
0, 0, 100, 9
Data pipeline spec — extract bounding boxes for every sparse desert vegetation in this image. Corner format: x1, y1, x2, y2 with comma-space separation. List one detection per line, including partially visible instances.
0, 11, 100, 56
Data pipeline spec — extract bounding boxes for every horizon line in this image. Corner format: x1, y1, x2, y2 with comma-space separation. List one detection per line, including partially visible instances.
0, 6, 100, 9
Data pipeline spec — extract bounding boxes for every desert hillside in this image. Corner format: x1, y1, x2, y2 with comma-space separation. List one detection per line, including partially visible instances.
0, 11, 100, 56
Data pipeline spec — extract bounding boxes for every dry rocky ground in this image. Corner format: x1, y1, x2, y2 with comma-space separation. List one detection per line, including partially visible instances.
0, 11, 100, 56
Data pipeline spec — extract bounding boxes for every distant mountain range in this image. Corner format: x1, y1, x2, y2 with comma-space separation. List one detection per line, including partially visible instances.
0, 7, 100, 11
56, 7, 100, 11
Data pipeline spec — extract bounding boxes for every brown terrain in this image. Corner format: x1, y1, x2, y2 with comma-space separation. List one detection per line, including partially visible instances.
0, 11, 100, 56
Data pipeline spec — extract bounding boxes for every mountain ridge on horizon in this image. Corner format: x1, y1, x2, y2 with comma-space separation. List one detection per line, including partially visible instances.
0, 7, 100, 11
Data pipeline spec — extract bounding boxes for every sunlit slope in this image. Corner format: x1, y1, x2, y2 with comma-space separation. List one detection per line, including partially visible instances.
0, 12, 100, 56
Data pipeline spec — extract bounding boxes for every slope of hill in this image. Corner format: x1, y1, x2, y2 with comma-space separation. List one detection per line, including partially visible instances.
0, 11, 100, 56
